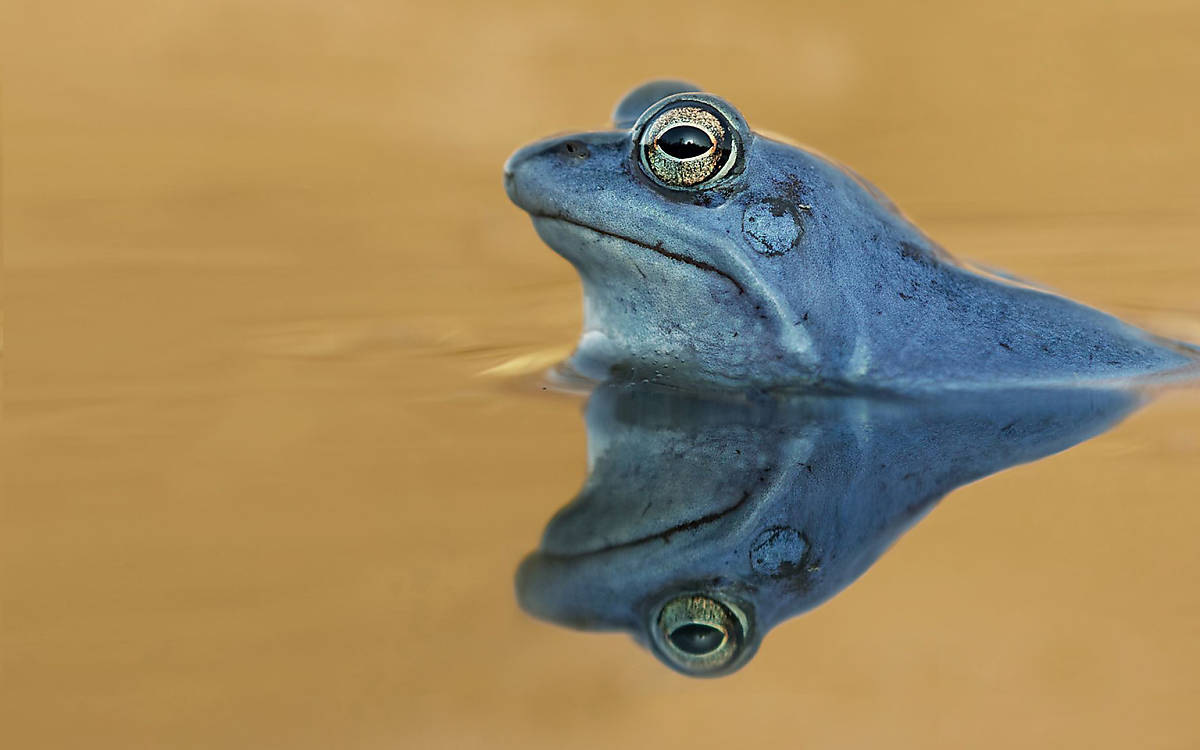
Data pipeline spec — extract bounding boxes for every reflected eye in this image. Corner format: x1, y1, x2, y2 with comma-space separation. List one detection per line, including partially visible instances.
638, 103, 735, 188
651, 593, 748, 674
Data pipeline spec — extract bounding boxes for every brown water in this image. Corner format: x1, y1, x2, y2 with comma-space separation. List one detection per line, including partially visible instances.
6, 1, 1200, 747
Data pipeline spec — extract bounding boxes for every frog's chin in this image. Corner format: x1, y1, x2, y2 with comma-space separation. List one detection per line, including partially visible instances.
529, 214, 810, 388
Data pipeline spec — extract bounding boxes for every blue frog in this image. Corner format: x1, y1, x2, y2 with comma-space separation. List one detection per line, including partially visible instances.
515, 383, 1140, 676
504, 80, 1199, 392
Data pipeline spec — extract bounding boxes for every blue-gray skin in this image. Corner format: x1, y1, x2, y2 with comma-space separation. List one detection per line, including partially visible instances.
515, 383, 1141, 677
504, 81, 1199, 392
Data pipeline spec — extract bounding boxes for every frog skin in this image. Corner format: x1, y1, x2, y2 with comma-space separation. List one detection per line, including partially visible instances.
515, 383, 1140, 677
504, 81, 1199, 392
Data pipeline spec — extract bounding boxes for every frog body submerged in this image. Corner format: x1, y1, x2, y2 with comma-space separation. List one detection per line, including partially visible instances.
504, 81, 1198, 392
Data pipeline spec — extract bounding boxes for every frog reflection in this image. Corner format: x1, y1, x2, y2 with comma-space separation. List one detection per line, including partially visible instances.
515, 384, 1140, 677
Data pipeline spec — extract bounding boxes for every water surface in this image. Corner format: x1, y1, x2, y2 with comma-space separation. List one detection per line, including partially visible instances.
6, 1, 1200, 748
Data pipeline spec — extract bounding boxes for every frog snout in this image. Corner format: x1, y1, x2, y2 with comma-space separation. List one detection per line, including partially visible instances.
502, 167, 518, 204
501, 154, 529, 208
502, 141, 542, 208
503, 136, 594, 210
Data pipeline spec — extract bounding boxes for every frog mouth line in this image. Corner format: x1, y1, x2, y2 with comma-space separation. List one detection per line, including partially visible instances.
538, 488, 754, 561
531, 212, 746, 295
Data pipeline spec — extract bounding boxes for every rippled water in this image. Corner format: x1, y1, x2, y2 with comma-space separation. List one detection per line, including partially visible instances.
7, 1, 1200, 748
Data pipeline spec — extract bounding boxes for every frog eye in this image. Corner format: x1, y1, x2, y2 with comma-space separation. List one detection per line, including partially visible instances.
650, 593, 748, 675
638, 103, 736, 189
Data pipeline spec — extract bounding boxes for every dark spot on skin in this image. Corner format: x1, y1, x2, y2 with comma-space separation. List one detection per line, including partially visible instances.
998, 341, 1013, 351
897, 292, 914, 301
774, 174, 812, 207
900, 241, 933, 266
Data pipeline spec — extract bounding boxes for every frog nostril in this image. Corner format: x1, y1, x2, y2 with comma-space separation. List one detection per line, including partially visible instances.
559, 140, 590, 160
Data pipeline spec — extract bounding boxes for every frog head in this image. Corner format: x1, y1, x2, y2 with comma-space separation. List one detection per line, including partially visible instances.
504, 80, 939, 389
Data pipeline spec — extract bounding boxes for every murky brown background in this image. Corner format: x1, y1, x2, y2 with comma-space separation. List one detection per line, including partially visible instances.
6, 1, 1200, 747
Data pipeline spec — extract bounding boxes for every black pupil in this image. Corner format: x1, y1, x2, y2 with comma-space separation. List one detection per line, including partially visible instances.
658, 125, 713, 159
669, 623, 725, 654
